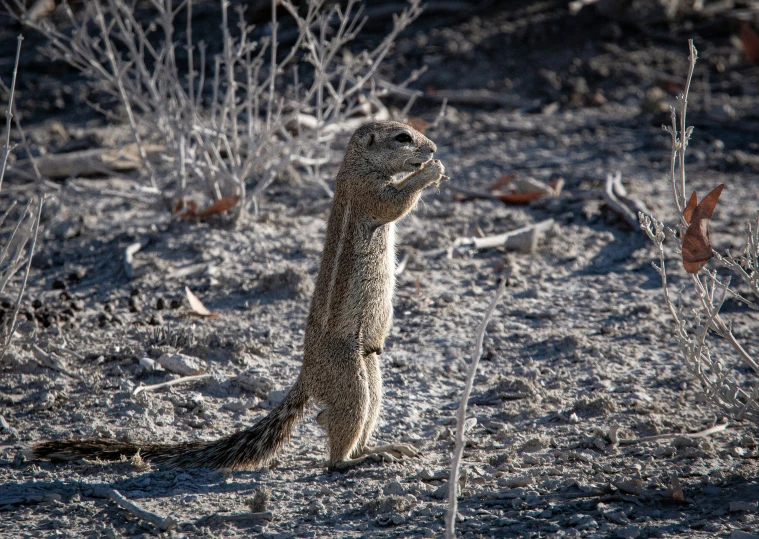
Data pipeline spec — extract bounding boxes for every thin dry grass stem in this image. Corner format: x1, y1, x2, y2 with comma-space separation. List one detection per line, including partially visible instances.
15, 0, 422, 222
444, 277, 506, 539
0, 35, 45, 353
639, 39, 759, 424
0, 36, 22, 194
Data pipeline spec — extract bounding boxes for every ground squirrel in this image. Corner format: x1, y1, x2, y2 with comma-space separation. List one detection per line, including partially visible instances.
32, 120, 446, 471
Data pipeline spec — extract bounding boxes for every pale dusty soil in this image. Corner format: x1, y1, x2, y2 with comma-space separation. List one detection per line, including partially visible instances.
1, 2, 759, 538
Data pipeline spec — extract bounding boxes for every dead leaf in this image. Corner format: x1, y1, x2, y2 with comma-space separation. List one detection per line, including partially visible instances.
174, 199, 198, 220
681, 184, 724, 274
682, 191, 698, 225
406, 117, 429, 134
488, 173, 557, 205
197, 196, 240, 218
488, 173, 515, 192
496, 192, 545, 204
739, 23, 759, 64
184, 286, 219, 319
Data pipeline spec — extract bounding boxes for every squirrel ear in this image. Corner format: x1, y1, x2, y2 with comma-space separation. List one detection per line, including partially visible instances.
363, 132, 375, 147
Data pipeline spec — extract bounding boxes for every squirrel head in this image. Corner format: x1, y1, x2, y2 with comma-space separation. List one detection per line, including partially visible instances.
346, 120, 437, 177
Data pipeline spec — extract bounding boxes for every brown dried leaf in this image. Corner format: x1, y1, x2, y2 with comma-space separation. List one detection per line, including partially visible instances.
489, 173, 555, 205
682, 184, 724, 274
496, 192, 545, 204
488, 173, 515, 192
197, 196, 240, 218
406, 117, 429, 134
175, 199, 198, 220
184, 286, 219, 319
682, 191, 698, 225
739, 23, 759, 64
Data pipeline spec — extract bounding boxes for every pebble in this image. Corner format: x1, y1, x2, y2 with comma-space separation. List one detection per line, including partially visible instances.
383, 481, 405, 496
157, 353, 205, 375
729, 501, 757, 513
616, 526, 640, 538
234, 372, 276, 398
267, 390, 287, 405
497, 475, 532, 488
138, 357, 159, 372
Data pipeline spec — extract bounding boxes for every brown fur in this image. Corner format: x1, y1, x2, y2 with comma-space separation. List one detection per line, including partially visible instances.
32, 121, 446, 471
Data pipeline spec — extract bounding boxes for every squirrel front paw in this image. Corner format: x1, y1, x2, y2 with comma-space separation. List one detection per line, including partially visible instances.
419, 159, 446, 187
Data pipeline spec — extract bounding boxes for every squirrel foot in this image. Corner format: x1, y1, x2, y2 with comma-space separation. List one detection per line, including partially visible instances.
363, 443, 420, 459
328, 452, 396, 472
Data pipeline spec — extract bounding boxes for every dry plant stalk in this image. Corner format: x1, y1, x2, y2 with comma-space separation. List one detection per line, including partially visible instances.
444, 277, 506, 539
639, 39, 759, 424
0, 35, 45, 353
15, 0, 424, 221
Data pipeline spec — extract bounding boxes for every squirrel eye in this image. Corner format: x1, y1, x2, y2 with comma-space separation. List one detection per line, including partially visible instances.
395, 133, 412, 143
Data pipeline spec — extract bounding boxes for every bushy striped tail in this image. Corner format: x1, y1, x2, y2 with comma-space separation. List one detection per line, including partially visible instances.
31, 379, 309, 470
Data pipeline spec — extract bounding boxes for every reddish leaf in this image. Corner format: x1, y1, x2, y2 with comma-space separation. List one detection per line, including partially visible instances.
176, 200, 198, 220
496, 192, 545, 204
196, 196, 240, 218
682, 191, 698, 225
406, 117, 429, 134
681, 184, 724, 274
739, 23, 759, 64
488, 173, 515, 192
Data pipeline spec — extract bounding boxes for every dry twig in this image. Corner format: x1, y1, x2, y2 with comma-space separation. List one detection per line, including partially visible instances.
639, 39, 759, 424
132, 373, 212, 398
445, 277, 506, 539
91, 486, 177, 532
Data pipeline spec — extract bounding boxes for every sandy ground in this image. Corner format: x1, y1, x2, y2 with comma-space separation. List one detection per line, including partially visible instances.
1, 1, 759, 538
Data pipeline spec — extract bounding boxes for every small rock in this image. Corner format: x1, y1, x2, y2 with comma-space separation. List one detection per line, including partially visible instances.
156, 297, 166, 310
234, 372, 276, 398
417, 468, 435, 480
383, 481, 405, 496
672, 436, 698, 449
440, 292, 458, 304
729, 501, 757, 513
51, 280, 66, 290
267, 389, 287, 405
157, 353, 205, 375
431, 482, 454, 499
149, 313, 164, 326
497, 475, 532, 488
52, 219, 80, 240
138, 357, 159, 372
616, 526, 640, 539
0, 415, 8, 431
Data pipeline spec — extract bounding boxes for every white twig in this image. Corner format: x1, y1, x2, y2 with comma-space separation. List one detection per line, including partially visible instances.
445, 277, 506, 539
618, 422, 728, 444
0, 35, 22, 194
91, 486, 177, 532
132, 373, 212, 397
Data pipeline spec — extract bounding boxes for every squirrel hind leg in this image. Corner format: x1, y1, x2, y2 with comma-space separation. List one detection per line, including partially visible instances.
351, 353, 382, 459
323, 401, 369, 471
